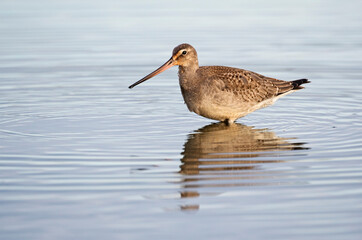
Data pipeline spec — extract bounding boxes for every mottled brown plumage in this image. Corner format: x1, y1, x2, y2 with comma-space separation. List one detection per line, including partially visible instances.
129, 43, 309, 124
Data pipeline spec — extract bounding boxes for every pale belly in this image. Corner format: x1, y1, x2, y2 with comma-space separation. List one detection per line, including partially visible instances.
184, 91, 294, 123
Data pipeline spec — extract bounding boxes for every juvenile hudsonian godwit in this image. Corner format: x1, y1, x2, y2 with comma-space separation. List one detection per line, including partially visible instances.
129, 43, 309, 124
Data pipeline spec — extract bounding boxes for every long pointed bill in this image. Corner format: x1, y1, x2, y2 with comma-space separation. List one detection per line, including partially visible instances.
129, 57, 175, 89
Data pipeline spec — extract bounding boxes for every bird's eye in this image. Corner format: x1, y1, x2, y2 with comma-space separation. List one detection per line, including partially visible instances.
182, 50, 187, 55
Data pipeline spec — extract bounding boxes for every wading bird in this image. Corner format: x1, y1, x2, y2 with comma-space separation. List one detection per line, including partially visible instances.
129, 43, 309, 124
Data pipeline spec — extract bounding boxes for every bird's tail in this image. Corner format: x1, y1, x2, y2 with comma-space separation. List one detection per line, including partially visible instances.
291, 79, 310, 89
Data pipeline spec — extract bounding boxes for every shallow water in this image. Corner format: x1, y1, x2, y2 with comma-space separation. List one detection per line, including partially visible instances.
1, 0, 362, 239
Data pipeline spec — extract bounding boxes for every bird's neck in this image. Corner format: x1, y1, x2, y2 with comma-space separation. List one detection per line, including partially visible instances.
178, 64, 199, 89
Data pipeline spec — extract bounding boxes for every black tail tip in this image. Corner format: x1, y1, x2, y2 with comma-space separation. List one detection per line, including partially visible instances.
292, 78, 310, 89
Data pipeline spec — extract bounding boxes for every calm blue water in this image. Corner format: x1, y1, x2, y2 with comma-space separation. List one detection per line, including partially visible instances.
1, 0, 362, 239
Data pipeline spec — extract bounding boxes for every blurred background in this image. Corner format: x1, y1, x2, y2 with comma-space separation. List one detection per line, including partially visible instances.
1, 1, 362, 240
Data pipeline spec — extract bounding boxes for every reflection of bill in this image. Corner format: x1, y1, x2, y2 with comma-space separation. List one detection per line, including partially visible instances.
180, 123, 309, 183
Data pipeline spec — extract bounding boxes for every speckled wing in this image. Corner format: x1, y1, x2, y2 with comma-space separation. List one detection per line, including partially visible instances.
199, 66, 295, 103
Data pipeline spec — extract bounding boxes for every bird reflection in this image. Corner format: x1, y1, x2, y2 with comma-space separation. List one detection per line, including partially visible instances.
176, 123, 308, 211
179, 122, 308, 188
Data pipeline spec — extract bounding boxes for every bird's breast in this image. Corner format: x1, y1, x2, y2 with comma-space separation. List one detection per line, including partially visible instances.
178, 70, 204, 112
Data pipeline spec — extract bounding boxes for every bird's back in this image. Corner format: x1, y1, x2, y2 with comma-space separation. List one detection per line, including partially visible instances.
198, 66, 301, 100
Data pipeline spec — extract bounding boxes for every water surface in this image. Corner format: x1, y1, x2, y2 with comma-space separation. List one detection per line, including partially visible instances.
1, 0, 362, 240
